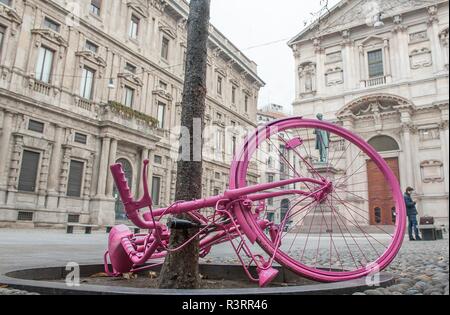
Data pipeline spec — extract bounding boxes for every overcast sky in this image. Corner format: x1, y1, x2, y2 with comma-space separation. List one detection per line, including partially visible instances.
210, 0, 341, 112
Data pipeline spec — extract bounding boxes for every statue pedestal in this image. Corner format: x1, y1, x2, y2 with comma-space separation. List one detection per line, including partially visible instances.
292, 163, 345, 234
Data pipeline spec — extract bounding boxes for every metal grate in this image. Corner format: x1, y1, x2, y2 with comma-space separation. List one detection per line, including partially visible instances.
17, 211, 33, 221
68, 214, 80, 223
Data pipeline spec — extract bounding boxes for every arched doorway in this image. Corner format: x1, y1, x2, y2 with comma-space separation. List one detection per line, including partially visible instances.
367, 135, 400, 225
114, 158, 133, 222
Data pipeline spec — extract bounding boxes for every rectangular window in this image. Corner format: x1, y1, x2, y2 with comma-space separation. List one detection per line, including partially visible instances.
125, 62, 137, 74
80, 66, 95, 100
151, 176, 161, 206
43, 17, 60, 32
28, 120, 45, 133
215, 172, 221, 180
217, 76, 223, 95
244, 95, 249, 112
85, 40, 98, 53
161, 37, 169, 60
129, 15, 139, 39
154, 155, 162, 164
35, 46, 54, 83
90, 0, 101, 16
124, 86, 134, 107
232, 136, 237, 156
0, 25, 5, 52
367, 49, 384, 78
231, 86, 236, 104
157, 102, 166, 129
74, 132, 87, 144
159, 81, 167, 90
268, 175, 274, 183
18, 150, 40, 192
67, 160, 84, 197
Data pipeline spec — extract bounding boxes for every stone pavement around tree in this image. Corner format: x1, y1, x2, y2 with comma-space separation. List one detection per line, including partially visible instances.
0, 229, 448, 295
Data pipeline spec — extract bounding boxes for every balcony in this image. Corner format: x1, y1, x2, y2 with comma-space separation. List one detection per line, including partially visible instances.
99, 101, 159, 136
364, 76, 387, 88
32, 80, 52, 96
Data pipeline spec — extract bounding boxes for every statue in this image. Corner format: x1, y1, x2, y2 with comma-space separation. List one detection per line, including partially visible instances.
314, 113, 330, 163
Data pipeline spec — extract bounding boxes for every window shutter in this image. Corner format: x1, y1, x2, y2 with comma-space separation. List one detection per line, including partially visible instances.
67, 160, 84, 197
18, 151, 40, 192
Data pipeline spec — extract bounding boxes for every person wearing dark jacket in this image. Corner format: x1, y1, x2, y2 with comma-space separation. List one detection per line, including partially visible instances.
404, 187, 421, 241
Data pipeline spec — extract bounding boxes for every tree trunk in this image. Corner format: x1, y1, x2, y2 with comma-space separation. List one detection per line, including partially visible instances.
158, 0, 211, 289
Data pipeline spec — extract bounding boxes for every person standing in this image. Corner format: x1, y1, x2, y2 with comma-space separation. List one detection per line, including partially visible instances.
404, 187, 422, 241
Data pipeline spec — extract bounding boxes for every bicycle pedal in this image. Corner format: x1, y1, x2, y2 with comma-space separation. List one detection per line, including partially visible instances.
257, 267, 279, 287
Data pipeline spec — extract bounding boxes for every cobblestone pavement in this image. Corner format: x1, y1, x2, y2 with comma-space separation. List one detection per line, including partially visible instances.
0, 229, 448, 295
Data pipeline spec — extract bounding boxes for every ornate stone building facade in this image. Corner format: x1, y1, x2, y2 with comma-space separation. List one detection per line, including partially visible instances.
289, 0, 449, 226
0, 0, 264, 228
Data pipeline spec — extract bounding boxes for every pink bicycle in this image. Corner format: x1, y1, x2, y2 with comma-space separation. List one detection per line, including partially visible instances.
104, 117, 406, 287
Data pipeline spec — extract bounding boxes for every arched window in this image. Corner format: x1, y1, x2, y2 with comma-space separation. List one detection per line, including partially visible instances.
114, 158, 133, 221
368, 135, 399, 152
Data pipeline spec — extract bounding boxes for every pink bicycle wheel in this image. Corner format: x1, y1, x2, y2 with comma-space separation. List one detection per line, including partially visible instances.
230, 117, 406, 282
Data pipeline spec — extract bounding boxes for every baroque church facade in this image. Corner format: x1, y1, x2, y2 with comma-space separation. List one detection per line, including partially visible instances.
289, 0, 449, 226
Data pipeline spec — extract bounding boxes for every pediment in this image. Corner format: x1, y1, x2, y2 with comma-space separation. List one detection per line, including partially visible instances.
159, 22, 176, 39
337, 93, 415, 118
289, 0, 441, 44
0, 4, 22, 24
360, 35, 385, 46
118, 73, 143, 86
127, 2, 148, 18
31, 29, 68, 47
76, 51, 107, 68
215, 67, 227, 77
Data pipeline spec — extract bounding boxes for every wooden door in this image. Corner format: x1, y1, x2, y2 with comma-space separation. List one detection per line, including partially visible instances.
367, 158, 400, 225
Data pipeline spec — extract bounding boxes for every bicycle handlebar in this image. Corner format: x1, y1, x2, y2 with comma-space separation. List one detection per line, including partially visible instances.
110, 160, 152, 212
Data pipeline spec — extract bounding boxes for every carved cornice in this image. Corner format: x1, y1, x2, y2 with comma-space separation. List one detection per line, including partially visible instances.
150, 0, 168, 13
75, 51, 107, 68
31, 29, 69, 47
118, 73, 143, 87
0, 4, 22, 36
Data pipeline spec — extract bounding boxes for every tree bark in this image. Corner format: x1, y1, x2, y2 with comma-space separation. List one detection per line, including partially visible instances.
158, 0, 211, 289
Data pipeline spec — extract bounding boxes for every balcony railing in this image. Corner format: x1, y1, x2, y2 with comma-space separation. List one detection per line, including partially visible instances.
33, 81, 52, 96
76, 98, 94, 111
365, 76, 386, 87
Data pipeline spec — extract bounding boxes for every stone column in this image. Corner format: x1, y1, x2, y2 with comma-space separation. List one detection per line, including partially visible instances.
383, 39, 392, 83
358, 45, 366, 87
6, 135, 24, 206
96, 137, 111, 197
0, 111, 14, 203
400, 111, 415, 189
105, 138, 118, 198
46, 125, 64, 207
439, 121, 449, 194
428, 7, 444, 73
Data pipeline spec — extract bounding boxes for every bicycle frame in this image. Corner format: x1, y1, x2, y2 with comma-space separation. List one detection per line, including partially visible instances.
105, 159, 331, 287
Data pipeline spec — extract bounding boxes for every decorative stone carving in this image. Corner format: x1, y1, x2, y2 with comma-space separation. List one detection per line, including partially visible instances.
0, 4, 22, 36
420, 160, 444, 183
419, 127, 440, 141
150, 0, 167, 13
127, 2, 149, 18
7, 135, 23, 191
325, 67, 343, 86
410, 48, 433, 69
59, 145, 72, 196
118, 72, 143, 87
31, 29, 68, 57
75, 51, 107, 70
409, 30, 428, 43
326, 51, 342, 64
427, 5, 439, 25
159, 22, 177, 39
83, 153, 95, 198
